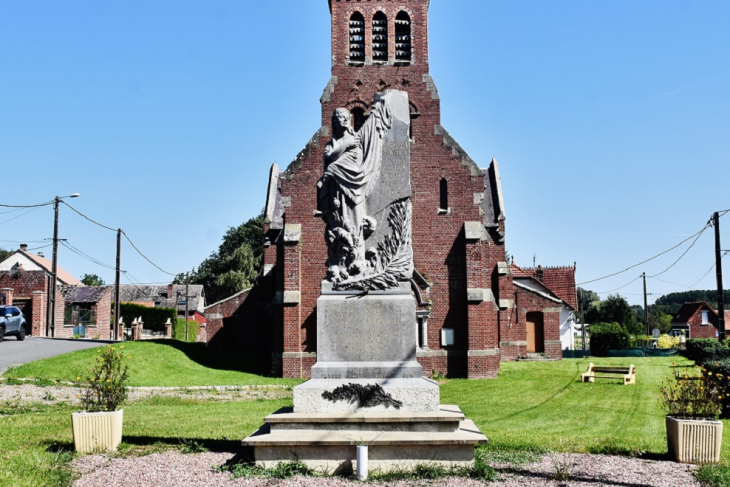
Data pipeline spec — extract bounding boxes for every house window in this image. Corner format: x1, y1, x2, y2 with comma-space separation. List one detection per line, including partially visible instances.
348, 12, 365, 63
395, 11, 411, 64
372, 12, 388, 62
64, 305, 96, 326
702, 310, 709, 325
441, 327, 455, 347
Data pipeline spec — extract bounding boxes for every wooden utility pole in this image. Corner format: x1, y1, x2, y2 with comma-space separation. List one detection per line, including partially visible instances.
643, 272, 649, 336
50, 196, 60, 338
113, 229, 121, 341
185, 271, 190, 342
715, 212, 726, 342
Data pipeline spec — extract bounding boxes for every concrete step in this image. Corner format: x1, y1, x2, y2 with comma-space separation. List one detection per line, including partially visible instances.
265, 405, 465, 433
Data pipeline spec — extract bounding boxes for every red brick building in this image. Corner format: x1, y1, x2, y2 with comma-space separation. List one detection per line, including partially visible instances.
206, 0, 576, 378
670, 302, 725, 339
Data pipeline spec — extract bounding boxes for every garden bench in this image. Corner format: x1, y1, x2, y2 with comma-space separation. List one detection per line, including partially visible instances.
581, 363, 636, 385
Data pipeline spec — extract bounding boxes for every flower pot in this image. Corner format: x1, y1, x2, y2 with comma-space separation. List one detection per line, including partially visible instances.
666, 416, 723, 464
72, 409, 124, 453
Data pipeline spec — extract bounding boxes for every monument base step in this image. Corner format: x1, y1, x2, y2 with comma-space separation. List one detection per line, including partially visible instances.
242, 405, 488, 475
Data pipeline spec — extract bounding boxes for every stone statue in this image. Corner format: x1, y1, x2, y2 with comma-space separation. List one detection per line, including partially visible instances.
317, 91, 413, 290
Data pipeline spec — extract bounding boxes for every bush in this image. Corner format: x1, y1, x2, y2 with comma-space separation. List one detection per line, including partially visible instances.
656, 334, 680, 349
75, 345, 130, 412
683, 338, 730, 364
702, 359, 730, 418
589, 322, 630, 357
118, 303, 177, 332
659, 365, 727, 420
173, 319, 199, 343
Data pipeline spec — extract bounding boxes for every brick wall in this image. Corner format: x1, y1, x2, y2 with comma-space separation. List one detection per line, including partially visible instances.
688, 308, 720, 339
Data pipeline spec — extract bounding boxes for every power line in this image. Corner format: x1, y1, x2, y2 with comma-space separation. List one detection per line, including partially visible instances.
62, 201, 117, 232
596, 274, 643, 294
578, 221, 712, 286
122, 231, 176, 276
647, 222, 711, 278
0, 200, 54, 209
60, 240, 117, 271
0, 207, 42, 226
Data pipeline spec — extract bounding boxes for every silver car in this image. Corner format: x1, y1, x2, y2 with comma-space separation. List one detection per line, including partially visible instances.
0, 305, 28, 342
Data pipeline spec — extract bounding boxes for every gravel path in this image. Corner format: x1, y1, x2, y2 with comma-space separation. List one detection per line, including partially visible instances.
72, 450, 700, 486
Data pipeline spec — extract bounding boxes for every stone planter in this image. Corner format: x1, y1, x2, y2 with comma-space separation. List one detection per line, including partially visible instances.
72, 410, 124, 453
666, 416, 723, 463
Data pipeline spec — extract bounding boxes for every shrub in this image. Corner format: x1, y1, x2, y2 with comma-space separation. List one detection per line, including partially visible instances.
118, 303, 177, 332
589, 322, 630, 357
173, 319, 199, 343
702, 359, 730, 418
75, 345, 130, 412
656, 334, 680, 349
659, 365, 727, 420
683, 339, 730, 364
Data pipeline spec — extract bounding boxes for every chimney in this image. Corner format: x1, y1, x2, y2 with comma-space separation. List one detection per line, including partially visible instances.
37, 252, 44, 258
168, 283, 175, 300
19, 244, 28, 251
536, 265, 544, 283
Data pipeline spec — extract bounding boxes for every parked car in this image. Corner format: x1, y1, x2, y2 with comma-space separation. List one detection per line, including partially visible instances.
0, 305, 28, 342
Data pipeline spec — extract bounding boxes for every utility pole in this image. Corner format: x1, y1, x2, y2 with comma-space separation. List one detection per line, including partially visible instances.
643, 272, 649, 336
185, 271, 190, 342
715, 212, 726, 342
580, 303, 585, 351
113, 229, 121, 341
50, 196, 60, 338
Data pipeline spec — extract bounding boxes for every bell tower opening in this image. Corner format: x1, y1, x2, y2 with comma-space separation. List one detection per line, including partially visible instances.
348, 12, 365, 65
372, 11, 388, 63
395, 11, 411, 65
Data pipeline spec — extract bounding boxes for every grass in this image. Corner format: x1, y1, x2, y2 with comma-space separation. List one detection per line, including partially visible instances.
3, 347, 730, 485
2, 340, 302, 387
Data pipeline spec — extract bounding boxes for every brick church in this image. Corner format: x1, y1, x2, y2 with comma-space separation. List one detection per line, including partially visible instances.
205, 0, 577, 379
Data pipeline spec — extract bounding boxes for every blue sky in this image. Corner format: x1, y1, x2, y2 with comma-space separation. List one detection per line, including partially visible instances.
1, 1, 728, 306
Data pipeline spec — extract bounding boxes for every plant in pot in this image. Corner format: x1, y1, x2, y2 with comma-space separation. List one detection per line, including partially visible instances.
660, 365, 726, 463
72, 345, 130, 453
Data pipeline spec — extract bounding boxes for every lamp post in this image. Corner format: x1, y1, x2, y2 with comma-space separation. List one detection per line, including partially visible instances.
49, 193, 80, 337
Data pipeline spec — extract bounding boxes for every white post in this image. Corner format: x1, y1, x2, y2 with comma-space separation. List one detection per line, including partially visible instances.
356, 445, 368, 481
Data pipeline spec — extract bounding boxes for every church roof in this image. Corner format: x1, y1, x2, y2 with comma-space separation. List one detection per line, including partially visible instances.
511, 263, 578, 310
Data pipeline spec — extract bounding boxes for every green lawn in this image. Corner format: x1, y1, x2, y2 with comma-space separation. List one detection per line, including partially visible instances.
2, 340, 302, 387
2, 348, 729, 485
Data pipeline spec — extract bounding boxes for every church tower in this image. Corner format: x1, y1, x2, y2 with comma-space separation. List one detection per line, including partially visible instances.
252, 0, 518, 379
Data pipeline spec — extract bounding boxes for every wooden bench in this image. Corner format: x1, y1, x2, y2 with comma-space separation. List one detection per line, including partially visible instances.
581, 363, 636, 385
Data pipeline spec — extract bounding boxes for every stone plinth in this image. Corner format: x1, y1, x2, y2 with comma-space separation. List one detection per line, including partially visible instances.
242, 405, 488, 475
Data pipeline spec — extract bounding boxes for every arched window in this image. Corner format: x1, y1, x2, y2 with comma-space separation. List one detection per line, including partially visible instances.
395, 11, 411, 64
439, 178, 448, 210
372, 12, 388, 62
350, 107, 366, 132
348, 12, 365, 63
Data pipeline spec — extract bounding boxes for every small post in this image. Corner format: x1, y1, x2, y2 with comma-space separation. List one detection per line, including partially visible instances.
356, 445, 368, 481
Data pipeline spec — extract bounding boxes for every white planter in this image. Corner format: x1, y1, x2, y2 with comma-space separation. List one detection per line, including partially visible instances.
666, 416, 723, 464
72, 409, 124, 453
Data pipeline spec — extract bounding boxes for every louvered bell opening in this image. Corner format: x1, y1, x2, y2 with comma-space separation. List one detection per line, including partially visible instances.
349, 13, 365, 62
372, 13, 388, 61
395, 12, 411, 63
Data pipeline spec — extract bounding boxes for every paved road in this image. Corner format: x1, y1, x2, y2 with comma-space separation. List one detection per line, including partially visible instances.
0, 337, 107, 374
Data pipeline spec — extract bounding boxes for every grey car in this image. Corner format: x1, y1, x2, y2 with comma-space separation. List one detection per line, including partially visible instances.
0, 305, 28, 342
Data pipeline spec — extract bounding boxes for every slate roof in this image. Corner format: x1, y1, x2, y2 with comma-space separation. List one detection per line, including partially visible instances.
118, 284, 205, 311
511, 263, 578, 310
62, 286, 109, 303
672, 302, 717, 324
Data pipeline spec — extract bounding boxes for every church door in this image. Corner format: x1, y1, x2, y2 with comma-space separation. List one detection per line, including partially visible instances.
526, 312, 545, 353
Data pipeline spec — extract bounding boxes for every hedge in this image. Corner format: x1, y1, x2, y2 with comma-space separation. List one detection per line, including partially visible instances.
173, 318, 199, 343
589, 322, 630, 357
117, 303, 177, 332
683, 338, 730, 364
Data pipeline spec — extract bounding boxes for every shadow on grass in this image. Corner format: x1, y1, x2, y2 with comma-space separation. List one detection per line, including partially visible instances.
120, 435, 248, 453
143, 340, 272, 376
43, 441, 74, 454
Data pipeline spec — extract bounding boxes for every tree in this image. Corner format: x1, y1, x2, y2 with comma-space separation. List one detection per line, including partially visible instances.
183, 211, 264, 304
0, 248, 10, 262
590, 294, 643, 336
648, 310, 673, 334
577, 287, 599, 315
81, 274, 105, 286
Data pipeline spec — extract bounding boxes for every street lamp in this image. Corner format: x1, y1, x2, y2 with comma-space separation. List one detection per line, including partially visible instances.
48, 193, 80, 337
